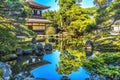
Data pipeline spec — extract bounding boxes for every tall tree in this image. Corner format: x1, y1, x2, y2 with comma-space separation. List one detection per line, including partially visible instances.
55, 0, 82, 28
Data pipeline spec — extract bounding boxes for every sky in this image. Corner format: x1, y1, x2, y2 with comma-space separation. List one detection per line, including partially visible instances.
34, 0, 94, 11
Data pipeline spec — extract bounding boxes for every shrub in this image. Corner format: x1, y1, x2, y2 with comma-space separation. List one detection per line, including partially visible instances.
46, 27, 56, 35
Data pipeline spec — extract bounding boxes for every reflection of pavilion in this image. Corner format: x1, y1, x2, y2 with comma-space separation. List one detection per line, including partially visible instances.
25, 0, 53, 34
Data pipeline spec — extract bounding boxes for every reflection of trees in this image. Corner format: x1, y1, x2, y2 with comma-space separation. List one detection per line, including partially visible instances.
56, 49, 86, 76
56, 35, 86, 75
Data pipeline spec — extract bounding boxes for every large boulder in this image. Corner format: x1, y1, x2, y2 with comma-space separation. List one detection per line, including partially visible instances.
32, 47, 44, 56
36, 43, 44, 52
0, 62, 12, 80
32, 43, 44, 56
44, 43, 52, 54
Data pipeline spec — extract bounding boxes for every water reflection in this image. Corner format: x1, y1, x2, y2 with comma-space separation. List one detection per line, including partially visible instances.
6, 55, 44, 76
31, 50, 89, 80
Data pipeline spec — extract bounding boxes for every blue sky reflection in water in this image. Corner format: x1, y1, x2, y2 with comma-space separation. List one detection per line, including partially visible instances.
31, 50, 89, 80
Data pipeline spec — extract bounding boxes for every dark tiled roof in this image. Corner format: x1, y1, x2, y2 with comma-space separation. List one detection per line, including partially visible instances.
28, 0, 50, 9
26, 18, 53, 24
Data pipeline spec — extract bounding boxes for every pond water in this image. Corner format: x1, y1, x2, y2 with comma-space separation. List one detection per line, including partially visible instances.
31, 50, 90, 80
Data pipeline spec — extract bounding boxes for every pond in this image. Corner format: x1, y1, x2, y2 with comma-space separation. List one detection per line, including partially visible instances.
31, 50, 90, 80
6, 49, 90, 80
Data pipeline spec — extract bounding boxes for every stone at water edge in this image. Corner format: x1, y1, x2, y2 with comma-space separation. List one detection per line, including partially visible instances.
0, 62, 12, 80
88, 74, 106, 80
14, 71, 28, 80
1, 54, 18, 62
85, 39, 93, 57
61, 76, 70, 80
32, 47, 44, 56
16, 47, 23, 56
44, 43, 53, 53
36, 43, 44, 52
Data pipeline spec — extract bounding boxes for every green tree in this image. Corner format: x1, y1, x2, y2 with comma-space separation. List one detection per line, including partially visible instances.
0, 0, 31, 53
66, 5, 96, 37
94, 0, 107, 8
42, 10, 60, 28
83, 52, 120, 79
55, 0, 82, 28
94, 0, 120, 30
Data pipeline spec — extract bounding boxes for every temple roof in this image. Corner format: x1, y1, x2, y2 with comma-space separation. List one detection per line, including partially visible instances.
28, 0, 50, 9
26, 18, 53, 24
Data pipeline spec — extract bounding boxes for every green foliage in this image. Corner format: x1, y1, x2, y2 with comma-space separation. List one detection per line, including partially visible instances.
0, 0, 31, 22
83, 52, 120, 79
0, 68, 2, 80
94, 0, 120, 30
67, 5, 96, 36
43, 10, 60, 28
46, 27, 56, 35
94, 0, 108, 8
57, 50, 86, 75
0, 19, 16, 53
0, 0, 31, 54
14, 24, 35, 36
0, 68, 2, 76
85, 7, 98, 15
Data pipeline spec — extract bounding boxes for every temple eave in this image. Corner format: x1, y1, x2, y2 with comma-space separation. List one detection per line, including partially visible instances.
26, 18, 53, 24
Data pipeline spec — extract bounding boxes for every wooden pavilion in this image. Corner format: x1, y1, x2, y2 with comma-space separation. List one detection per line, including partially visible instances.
25, 0, 53, 34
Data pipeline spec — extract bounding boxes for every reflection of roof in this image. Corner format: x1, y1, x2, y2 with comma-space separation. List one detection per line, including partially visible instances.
28, 0, 50, 9
26, 18, 53, 24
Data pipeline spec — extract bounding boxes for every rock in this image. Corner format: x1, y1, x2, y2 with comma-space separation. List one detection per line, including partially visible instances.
16, 47, 23, 56
32, 47, 43, 56
85, 39, 93, 57
0, 62, 12, 80
61, 76, 70, 80
14, 71, 28, 80
1, 54, 18, 62
31, 37, 36, 44
48, 37, 56, 42
89, 74, 106, 80
23, 50, 32, 55
87, 54, 96, 60
44, 43, 52, 54
29, 42, 34, 47
32, 43, 44, 56
36, 43, 44, 52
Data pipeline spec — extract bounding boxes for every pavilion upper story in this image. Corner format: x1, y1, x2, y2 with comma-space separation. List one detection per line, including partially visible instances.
25, 0, 53, 34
